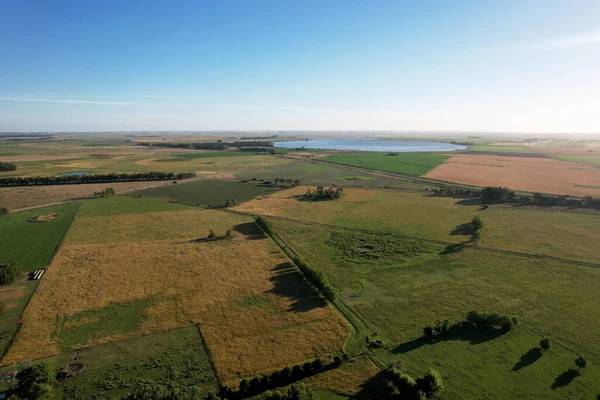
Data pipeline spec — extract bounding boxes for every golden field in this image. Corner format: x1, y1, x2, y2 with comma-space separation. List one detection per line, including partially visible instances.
3, 209, 349, 385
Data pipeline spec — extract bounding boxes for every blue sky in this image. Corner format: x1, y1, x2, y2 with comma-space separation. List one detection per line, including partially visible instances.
1, 0, 599, 132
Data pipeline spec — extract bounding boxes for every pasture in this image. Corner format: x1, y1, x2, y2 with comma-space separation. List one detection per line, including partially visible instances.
0, 202, 79, 270
322, 152, 449, 176
426, 154, 600, 196
3, 200, 349, 386
233, 187, 600, 264
271, 220, 600, 398
137, 179, 282, 207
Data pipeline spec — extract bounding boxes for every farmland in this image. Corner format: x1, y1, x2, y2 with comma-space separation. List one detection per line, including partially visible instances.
322, 152, 449, 176
3, 199, 349, 387
426, 154, 600, 196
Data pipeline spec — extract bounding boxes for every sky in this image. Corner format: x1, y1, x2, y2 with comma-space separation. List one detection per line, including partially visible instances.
1, 0, 599, 133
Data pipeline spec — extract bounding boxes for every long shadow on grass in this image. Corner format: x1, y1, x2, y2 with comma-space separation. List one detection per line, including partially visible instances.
451, 223, 474, 236
391, 326, 507, 355
355, 369, 394, 400
233, 222, 268, 240
551, 368, 580, 390
267, 262, 327, 312
439, 242, 469, 255
512, 347, 543, 371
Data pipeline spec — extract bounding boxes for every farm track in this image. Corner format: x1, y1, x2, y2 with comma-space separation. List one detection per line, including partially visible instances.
223, 209, 600, 269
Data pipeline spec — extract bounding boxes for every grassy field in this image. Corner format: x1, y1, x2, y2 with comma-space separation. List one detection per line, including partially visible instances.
3, 203, 349, 387
234, 187, 600, 264
271, 219, 600, 398
0, 202, 79, 270
77, 195, 190, 217
322, 152, 449, 176
138, 179, 283, 207
554, 154, 600, 166
0, 278, 39, 360
465, 145, 539, 153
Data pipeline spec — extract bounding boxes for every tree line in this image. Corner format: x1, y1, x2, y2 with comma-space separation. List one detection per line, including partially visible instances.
304, 186, 344, 201
237, 147, 276, 153
0, 172, 196, 187
255, 216, 337, 302
0, 162, 17, 171
136, 140, 274, 150
271, 178, 301, 188
423, 310, 518, 340
380, 366, 443, 399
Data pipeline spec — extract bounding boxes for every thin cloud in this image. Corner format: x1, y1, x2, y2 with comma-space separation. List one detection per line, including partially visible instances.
0, 96, 135, 106
524, 30, 600, 49
175, 102, 351, 113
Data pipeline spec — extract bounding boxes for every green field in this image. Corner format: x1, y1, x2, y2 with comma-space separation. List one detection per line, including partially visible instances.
466, 145, 539, 153
137, 179, 283, 207
553, 154, 600, 167
77, 195, 191, 217
271, 219, 600, 399
0, 202, 79, 270
322, 153, 449, 176
0, 279, 38, 359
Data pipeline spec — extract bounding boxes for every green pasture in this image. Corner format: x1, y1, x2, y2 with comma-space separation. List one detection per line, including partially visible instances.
322, 152, 449, 176
77, 195, 190, 217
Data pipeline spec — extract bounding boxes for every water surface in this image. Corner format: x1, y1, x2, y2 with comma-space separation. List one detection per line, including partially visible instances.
275, 138, 466, 152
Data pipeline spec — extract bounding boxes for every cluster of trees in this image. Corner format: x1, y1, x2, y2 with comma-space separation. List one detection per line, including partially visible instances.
447, 140, 474, 146
93, 187, 115, 198
262, 384, 313, 400
481, 186, 516, 203
471, 215, 484, 244
423, 310, 518, 339
430, 187, 480, 198
304, 186, 344, 201
232, 141, 274, 147
8, 362, 55, 400
121, 383, 220, 400
0, 161, 17, 171
137, 142, 228, 150
0, 172, 196, 187
225, 198, 237, 207
272, 178, 301, 188
0, 263, 19, 285
382, 367, 443, 399
237, 147, 276, 154
293, 257, 337, 301
238, 358, 337, 398
530, 193, 600, 209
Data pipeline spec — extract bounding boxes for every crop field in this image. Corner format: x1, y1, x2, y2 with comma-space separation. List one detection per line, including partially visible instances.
0, 181, 171, 210
234, 187, 600, 264
0, 202, 79, 270
466, 144, 540, 153
553, 154, 600, 167
426, 154, 600, 196
3, 200, 349, 386
271, 220, 600, 398
0, 278, 38, 358
137, 179, 283, 207
322, 152, 449, 176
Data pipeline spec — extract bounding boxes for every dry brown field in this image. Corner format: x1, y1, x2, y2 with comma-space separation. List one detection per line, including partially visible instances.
0, 181, 171, 210
303, 356, 379, 395
426, 154, 600, 196
2, 208, 349, 385
536, 147, 600, 155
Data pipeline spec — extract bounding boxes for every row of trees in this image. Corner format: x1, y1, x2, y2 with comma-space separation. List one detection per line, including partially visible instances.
480, 186, 516, 203
272, 178, 301, 188
0, 161, 17, 171
237, 147, 276, 154
255, 216, 337, 302
0, 172, 196, 187
383, 367, 443, 399
239, 357, 337, 397
121, 383, 220, 400
423, 310, 518, 339
137, 142, 228, 150
0, 263, 18, 285
304, 186, 344, 201
262, 384, 313, 400
93, 187, 115, 197
232, 141, 274, 147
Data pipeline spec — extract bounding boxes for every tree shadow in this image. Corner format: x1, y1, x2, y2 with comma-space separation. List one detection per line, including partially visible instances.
454, 198, 483, 207
266, 262, 327, 312
233, 222, 267, 240
439, 242, 469, 255
451, 223, 473, 236
355, 370, 394, 400
551, 368, 580, 390
391, 325, 508, 355
512, 347, 543, 371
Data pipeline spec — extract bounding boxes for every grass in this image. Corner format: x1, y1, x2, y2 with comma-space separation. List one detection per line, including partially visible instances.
234, 187, 600, 264
322, 152, 449, 176
77, 195, 190, 217
554, 154, 600, 167
0, 278, 39, 360
271, 220, 600, 398
0, 202, 79, 270
466, 145, 539, 153
3, 210, 349, 387
138, 179, 282, 207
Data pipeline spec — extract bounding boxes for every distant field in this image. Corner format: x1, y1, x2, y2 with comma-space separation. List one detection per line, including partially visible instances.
322, 152, 449, 176
426, 154, 600, 196
466, 145, 539, 153
233, 187, 600, 264
4, 202, 349, 386
553, 154, 600, 167
0, 202, 79, 270
272, 220, 600, 398
77, 195, 190, 217
138, 179, 282, 207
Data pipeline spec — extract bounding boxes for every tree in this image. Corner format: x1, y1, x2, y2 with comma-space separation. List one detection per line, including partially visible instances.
207, 229, 216, 240
312, 358, 325, 372
239, 378, 251, 394
416, 368, 443, 398
15, 362, 54, 399
0, 263, 19, 285
471, 215, 484, 231
575, 356, 587, 368
0, 207, 8, 215
540, 337, 550, 350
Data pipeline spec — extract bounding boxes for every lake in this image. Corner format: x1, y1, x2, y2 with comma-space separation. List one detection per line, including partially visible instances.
274, 138, 466, 152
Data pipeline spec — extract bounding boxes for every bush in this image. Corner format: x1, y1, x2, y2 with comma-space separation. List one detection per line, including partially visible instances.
15, 362, 54, 399
0, 263, 19, 285
575, 356, 587, 368
540, 337, 550, 350
416, 369, 443, 398
471, 215, 484, 231
0, 207, 8, 216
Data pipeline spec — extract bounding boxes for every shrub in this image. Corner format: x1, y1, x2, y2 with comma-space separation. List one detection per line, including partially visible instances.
540, 337, 550, 350
0, 207, 8, 216
471, 215, 484, 231
575, 356, 587, 368
256, 216, 274, 235
416, 368, 443, 398
312, 359, 325, 372
15, 362, 55, 399
0, 263, 19, 285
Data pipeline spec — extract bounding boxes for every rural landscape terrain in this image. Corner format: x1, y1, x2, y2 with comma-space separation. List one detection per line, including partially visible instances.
0, 132, 599, 400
